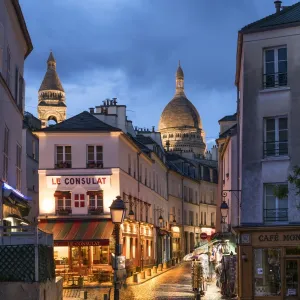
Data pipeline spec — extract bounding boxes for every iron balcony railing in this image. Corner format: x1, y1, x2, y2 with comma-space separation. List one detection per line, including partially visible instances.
263, 72, 287, 89
264, 208, 288, 222
264, 141, 288, 157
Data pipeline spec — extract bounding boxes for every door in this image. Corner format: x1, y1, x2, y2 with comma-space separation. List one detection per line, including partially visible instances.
285, 259, 299, 299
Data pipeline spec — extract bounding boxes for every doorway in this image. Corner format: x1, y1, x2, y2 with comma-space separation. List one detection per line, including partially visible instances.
285, 259, 299, 299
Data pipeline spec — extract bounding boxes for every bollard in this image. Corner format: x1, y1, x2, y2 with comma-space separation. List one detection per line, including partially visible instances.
103, 294, 109, 300
79, 291, 87, 299
163, 262, 167, 269
140, 270, 145, 279
133, 273, 139, 283
152, 266, 157, 274
158, 264, 162, 271
146, 268, 152, 276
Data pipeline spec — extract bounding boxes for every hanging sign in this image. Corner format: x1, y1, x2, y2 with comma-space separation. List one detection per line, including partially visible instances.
200, 233, 208, 240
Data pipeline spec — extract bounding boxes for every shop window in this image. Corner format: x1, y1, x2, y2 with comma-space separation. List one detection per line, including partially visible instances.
74, 194, 85, 208
254, 248, 281, 297
93, 246, 109, 264
87, 145, 103, 168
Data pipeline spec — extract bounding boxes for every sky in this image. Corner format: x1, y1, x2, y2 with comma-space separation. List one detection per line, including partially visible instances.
20, 0, 296, 148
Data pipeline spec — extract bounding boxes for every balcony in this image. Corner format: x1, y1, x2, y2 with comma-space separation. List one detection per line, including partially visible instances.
86, 161, 103, 168
88, 207, 103, 215
264, 208, 288, 223
55, 161, 71, 169
264, 141, 288, 157
263, 72, 287, 89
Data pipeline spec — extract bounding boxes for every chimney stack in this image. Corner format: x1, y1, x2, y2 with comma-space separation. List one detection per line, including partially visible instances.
274, 1, 282, 13
89, 107, 95, 114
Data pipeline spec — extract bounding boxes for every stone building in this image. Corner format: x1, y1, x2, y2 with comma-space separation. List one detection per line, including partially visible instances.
159, 63, 206, 157
38, 52, 66, 128
234, 1, 300, 298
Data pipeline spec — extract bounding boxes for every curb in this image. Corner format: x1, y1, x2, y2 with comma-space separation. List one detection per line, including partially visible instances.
63, 263, 181, 290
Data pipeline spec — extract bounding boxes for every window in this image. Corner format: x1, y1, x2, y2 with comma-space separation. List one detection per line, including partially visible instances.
16, 144, 21, 190
183, 186, 187, 201
177, 208, 181, 224
204, 212, 207, 225
211, 212, 215, 227
88, 192, 103, 212
139, 164, 142, 182
264, 117, 288, 157
145, 167, 147, 186
6, 47, 10, 88
56, 192, 71, 211
254, 248, 281, 296
32, 140, 36, 159
56, 146, 71, 168
195, 191, 198, 205
264, 47, 287, 88
200, 212, 203, 225
189, 188, 193, 203
87, 145, 103, 168
189, 211, 194, 226
2, 126, 9, 181
14, 67, 19, 102
184, 210, 187, 225
153, 172, 155, 190
133, 159, 136, 178
18, 75, 24, 111
196, 213, 198, 226
264, 184, 288, 223
128, 154, 131, 175
74, 194, 85, 208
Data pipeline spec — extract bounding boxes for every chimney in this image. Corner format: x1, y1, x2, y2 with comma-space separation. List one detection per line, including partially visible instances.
89, 107, 95, 114
152, 126, 155, 132
274, 1, 282, 13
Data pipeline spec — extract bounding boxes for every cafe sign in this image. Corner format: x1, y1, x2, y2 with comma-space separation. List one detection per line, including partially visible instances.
47, 176, 110, 188
252, 231, 300, 246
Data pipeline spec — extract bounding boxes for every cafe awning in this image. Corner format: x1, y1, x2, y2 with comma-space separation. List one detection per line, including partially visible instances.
38, 219, 114, 246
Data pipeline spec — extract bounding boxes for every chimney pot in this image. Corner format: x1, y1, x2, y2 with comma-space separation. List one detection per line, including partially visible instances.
152, 126, 155, 132
274, 1, 282, 13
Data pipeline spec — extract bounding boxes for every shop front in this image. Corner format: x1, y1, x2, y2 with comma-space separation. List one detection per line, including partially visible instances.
171, 226, 182, 262
39, 218, 114, 286
235, 226, 300, 300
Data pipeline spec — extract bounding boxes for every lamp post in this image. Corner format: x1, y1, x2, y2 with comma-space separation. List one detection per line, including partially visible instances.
109, 196, 126, 300
220, 200, 229, 234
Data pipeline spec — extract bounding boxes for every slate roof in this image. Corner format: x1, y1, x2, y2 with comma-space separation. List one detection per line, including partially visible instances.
39, 52, 64, 92
218, 113, 237, 123
135, 135, 156, 145
241, 2, 300, 33
219, 124, 238, 139
35, 111, 121, 132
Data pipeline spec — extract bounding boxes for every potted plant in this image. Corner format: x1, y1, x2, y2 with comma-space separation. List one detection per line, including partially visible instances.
87, 161, 96, 168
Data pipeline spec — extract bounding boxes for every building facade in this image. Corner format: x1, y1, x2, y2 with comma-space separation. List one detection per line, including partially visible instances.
234, 2, 300, 299
0, 0, 33, 229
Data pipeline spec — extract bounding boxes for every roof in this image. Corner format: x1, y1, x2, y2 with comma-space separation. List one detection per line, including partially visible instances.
35, 111, 121, 133
127, 134, 151, 155
218, 113, 237, 123
241, 2, 300, 33
39, 52, 64, 92
38, 219, 113, 244
11, 0, 33, 58
219, 124, 238, 139
38, 101, 67, 107
136, 135, 156, 145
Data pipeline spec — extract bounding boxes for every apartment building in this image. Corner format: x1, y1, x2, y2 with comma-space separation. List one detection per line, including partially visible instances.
234, 1, 300, 298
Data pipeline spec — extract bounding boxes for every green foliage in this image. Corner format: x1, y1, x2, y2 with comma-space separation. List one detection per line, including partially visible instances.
273, 185, 289, 199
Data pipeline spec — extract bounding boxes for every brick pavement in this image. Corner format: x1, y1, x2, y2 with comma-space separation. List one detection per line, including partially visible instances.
63, 262, 227, 300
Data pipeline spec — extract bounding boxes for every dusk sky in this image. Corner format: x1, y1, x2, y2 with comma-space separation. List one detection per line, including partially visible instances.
20, 0, 296, 148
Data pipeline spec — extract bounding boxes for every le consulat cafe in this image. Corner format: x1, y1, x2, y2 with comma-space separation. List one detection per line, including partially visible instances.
38, 173, 117, 282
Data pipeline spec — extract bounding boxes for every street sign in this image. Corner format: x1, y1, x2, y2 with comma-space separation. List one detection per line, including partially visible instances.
200, 232, 208, 240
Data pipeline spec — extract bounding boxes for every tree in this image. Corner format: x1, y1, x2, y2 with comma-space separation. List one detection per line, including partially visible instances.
273, 165, 300, 199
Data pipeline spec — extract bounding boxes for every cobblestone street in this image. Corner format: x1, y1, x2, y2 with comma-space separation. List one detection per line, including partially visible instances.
64, 262, 223, 300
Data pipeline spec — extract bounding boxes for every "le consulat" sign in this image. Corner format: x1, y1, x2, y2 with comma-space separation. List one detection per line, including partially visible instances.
47, 176, 110, 187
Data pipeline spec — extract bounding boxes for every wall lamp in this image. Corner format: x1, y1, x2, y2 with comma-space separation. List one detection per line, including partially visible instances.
242, 252, 248, 262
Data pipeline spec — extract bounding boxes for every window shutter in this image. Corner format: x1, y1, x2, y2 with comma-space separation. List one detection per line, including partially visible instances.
15, 67, 19, 103
18, 75, 24, 112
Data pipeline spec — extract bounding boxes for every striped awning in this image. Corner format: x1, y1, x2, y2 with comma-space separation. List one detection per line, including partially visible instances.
38, 219, 114, 246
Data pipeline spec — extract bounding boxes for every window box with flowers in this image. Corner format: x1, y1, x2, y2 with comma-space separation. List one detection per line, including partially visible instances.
57, 208, 72, 215
86, 161, 103, 169
88, 207, 104, 215
56, 161, 71, 169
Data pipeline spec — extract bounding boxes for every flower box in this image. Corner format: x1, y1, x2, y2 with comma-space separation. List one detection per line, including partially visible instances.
88, 207, 103, 215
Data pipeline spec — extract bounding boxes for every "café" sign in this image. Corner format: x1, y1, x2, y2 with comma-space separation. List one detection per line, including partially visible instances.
47, 176, 110, 187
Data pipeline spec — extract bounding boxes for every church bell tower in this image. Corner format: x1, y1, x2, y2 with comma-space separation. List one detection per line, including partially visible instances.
38, 51, 66, 128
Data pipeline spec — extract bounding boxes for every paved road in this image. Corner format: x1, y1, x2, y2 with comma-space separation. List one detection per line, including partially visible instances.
64, 262, 223, 300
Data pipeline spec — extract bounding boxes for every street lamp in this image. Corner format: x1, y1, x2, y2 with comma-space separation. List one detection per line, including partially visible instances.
158, 215, 164, 226
109, 196, 126, 300
220, 200, 229, 223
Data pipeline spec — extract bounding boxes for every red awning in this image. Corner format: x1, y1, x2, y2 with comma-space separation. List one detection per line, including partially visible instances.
39, 219, 114, 246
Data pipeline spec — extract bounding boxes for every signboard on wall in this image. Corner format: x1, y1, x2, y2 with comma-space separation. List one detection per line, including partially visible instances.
47, 176, 111, 188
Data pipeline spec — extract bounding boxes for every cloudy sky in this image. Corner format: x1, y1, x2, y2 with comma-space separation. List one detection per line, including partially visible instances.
20, 0, 296, 147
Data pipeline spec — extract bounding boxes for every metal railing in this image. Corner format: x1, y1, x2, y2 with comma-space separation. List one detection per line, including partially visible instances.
263, 72, 287, 89
263, 141, 288, 157
264, 208, 288, 222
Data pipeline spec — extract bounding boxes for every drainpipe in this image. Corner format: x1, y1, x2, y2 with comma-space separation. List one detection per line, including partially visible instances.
181, 176, 184, 256
236, 87, 241, 226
